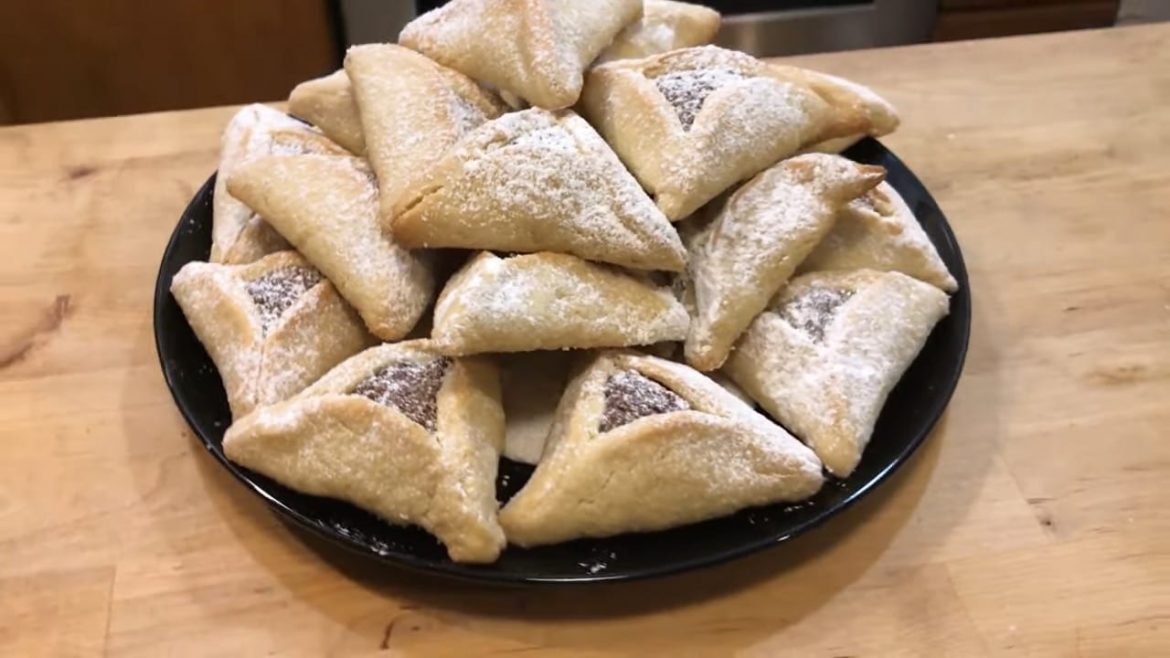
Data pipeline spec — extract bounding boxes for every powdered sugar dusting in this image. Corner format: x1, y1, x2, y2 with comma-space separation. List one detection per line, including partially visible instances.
398, 0, 639, 108
724, 270, 951, 476
653, 68, 746, 130
597, 0, 721, 62
448, 93, 490, 135
685, 154, 873, 369
583, 45, 831, 220
245, 266, 322, 334
226, 106, 321, 174
433, 253, 690, 354
171, 254, 369, 420
853, 190, 879, 214
501, 118, 579, 153
498, 351, 824, 545
213, 104, 340, 263
344, 44, 507, 221
406, 109, 685, 271
800, 182, 958, 292
269, 133, 325, 156
231, 154, 435, 340
626, 21, 676, 56
815, 70, 899, 133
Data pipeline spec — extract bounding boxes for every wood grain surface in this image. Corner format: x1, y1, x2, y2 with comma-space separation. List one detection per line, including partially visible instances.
1, 24, 1168, 658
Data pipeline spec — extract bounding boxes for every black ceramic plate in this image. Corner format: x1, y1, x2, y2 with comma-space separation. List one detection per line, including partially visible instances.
153, 139, 971, 584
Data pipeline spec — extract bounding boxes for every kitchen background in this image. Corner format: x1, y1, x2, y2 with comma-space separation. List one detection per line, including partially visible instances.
0, 0, 1166, 125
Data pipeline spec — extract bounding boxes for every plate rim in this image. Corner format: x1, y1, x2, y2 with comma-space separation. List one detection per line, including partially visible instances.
152, 140, 971, 585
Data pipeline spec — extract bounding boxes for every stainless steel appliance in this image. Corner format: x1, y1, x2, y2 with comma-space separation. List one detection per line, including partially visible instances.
714, 0, 937, 56
339, 0, 939, 57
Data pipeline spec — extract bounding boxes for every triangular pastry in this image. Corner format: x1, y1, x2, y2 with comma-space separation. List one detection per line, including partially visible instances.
223, 341, 506, 563
580, 45, 842, 220
499, 351, 824, 546
393, 108, 687, 272
170, 250, 371, 419
226, 154, 435, 341
724, 269, 950, 477
432, 252, 690, 356
212, 104, 347, 264
800, 181, 958, 292
288, 70, 366, 155
684, 154, 885, 371
399, 0, 642, 109
344, 44, 508, 224
769, 66, 900, 153
596, 0, 722, 63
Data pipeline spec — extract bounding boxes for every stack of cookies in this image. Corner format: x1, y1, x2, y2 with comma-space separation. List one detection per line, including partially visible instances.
172, 0, 956, 564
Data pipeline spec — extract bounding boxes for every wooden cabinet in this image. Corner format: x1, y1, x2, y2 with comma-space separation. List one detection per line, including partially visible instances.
934, 0, 1119, 42
0, 1, 340, 125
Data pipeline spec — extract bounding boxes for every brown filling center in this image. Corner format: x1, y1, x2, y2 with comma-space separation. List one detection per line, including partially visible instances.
779, 286, 855, 342
351, 358, 452, 431
599, 370, 690, 433
245, 266, 322, 333
653, 68, 747, 130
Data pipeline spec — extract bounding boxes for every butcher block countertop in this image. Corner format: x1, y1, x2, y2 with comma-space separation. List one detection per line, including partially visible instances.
1, 24, 1168, 658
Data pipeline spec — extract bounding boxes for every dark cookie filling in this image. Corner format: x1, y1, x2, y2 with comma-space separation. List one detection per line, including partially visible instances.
779, 286, 855, 342
245, 266, 322, 332
351, 358, 452, 431
653, 68, 747, 130
599, 369, 690, 433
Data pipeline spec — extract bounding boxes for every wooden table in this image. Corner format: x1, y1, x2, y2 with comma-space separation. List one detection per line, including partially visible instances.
1, 24, 1168, 657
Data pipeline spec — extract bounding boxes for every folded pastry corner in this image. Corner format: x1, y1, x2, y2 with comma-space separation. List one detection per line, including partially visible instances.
769, 66, 900, 153
344, 43, 507, 225
724, 269, 950, 477
596, 0, 722, 63
800, 181, 958, 292
212, 104, 347, 264
171, 250, 371, 419
223, 341, 506, 563
432, 252, 690, 356
288, 70, 366, 155
581, 45, 846, 221
685, 153, 885, 371
393, 108, 686, 272
499, 351, 823, 547
399, 0, 642, 109
226, 154, 435, 341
